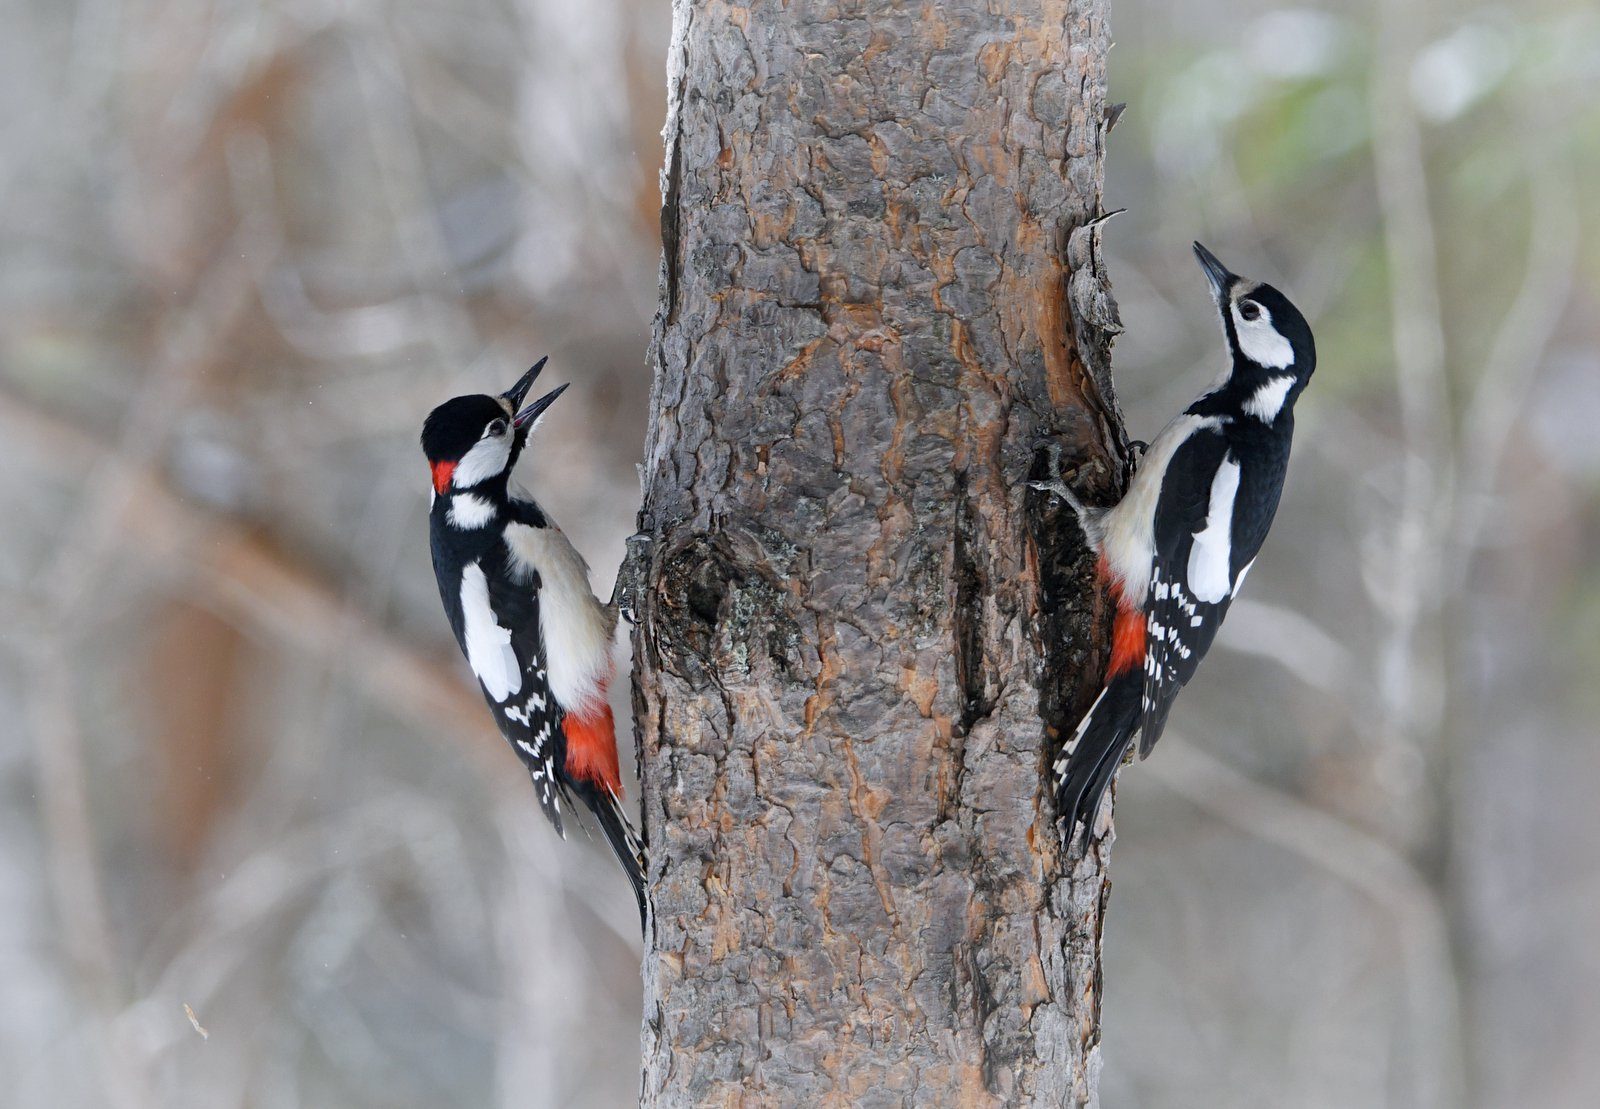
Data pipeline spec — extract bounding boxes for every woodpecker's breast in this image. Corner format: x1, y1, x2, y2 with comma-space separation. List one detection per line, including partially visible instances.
1098, 413, 1225, 606
503, 518, 617, 716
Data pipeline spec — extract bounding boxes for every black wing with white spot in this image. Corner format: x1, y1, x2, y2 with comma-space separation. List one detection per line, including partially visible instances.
475, 549, 571, 835
1139, 428, 1238, 756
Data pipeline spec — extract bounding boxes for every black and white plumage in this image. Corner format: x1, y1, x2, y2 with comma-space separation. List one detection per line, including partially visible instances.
421, 359, 646, 922
1038, 243, 1317, 847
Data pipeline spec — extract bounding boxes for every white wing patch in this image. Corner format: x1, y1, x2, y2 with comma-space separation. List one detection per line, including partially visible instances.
460, 562, 521, 702
448, 493, 495, 529
1243, 376, 1295, 422
1188, 455, 1241, 603
1100, 414, 1226, 607
503, 519, 617, 715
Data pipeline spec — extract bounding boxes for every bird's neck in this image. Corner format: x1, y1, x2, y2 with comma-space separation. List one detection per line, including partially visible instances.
431, 478, 511, 536
1193, 361, 1304, 426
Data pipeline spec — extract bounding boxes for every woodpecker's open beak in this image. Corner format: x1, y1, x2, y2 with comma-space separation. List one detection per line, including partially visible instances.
1192, 242, 1235, 298
501, 356, 549, 413
513, 382, 569, 429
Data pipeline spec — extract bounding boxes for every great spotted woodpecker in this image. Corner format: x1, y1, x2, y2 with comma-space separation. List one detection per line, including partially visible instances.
1037, 243, 1317, 847
421, 359, 646, 920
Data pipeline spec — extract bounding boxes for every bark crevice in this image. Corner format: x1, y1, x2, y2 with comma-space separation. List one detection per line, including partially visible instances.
952, 468, 997, 737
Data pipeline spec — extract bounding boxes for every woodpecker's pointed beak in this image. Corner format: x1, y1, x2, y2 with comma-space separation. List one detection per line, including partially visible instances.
501, 356, 549, 413
513, 382, 569, 429
1192, 242, 1235, 298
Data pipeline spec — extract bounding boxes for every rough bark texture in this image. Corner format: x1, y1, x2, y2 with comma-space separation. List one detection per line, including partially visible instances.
632, 1, 1126, 1104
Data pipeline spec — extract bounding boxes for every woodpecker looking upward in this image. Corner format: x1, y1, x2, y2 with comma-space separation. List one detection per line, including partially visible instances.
421, 359, 645, 920
1037, 243, 1317, 847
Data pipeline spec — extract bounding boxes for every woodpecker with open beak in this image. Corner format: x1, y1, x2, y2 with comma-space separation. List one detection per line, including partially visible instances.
1036, 243, 1317, 848
421, 358, 645, 920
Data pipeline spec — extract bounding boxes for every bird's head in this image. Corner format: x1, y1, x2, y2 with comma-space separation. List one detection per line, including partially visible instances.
1193, 242, 1316, 383
420, 357, 569, 497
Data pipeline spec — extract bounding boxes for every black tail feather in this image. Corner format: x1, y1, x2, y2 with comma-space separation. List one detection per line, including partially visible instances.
1055, 674, 1142, 850
562, 777, 649, 930
592, 788, 648, 929
1072, 734, 1129, 842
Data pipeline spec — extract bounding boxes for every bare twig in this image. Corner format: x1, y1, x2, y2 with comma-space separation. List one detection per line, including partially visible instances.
1369, 10, 1454, 757
1144, 737, 1465, 1109
1218, 598, 1356, 699
1451, 142, 1580, 574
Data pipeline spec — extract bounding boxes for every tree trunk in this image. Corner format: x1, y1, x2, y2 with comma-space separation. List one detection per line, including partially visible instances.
632, 1, 1125, 1104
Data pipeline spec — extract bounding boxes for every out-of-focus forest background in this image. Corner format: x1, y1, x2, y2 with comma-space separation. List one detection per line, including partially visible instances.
1, 1, 1595, 1106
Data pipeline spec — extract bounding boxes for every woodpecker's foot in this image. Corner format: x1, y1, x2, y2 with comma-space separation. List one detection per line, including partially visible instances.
1028, 473, 1084, 512
1128, 439, 1148, 464
1028, 442, 1099, 517
612, 531, 653, 626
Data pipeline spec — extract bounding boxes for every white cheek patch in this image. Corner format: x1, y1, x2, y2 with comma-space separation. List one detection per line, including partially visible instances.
453, 434, 512, 488
1188, 455, 1241, 604
460, 562, 521, 702
1233, 305, 1295, 369
448, 493, 495, 529
1244, 375, 1295, 421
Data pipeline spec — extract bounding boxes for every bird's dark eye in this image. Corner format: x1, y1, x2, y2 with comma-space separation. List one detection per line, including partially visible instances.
1238, 300, 1261, 322
486, 419, 508, 438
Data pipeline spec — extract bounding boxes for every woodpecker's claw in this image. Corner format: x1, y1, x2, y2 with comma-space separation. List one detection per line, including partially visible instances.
612, 532, 653, 626
1028, 473, 1083, 511
1028, 441, 1097, 516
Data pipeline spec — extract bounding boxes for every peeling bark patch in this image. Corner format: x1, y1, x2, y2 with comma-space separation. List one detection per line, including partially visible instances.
661, 135, 685, 325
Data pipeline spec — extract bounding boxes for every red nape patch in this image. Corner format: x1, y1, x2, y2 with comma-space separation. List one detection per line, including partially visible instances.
562, 697, 622, 796
431, 460, 457, 495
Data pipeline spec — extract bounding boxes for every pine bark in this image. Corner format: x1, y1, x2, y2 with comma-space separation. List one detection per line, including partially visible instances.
631, 1, 1126, 1104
